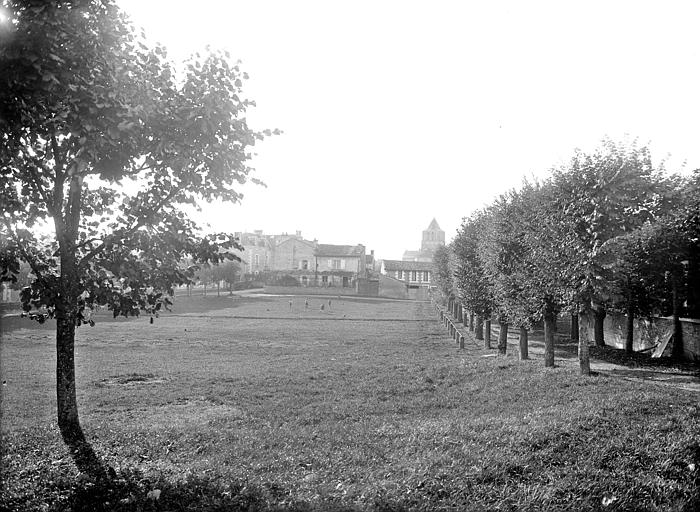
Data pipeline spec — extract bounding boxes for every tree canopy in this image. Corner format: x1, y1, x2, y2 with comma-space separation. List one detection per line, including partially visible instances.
0, 0, 275, 479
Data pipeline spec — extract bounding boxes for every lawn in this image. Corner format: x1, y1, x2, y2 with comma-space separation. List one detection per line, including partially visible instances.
1, 295, 699, 511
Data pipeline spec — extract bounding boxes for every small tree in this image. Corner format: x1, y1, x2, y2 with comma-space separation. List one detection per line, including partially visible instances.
0, 0, 273, 480
212, 259, 240, 294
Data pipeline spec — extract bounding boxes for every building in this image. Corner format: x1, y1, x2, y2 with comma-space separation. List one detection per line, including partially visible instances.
272, 233, 316, 272
402, 218, 445, 262
314, 244, 367, 288
237, 230, 273, 275
380, 259, 435, 287
233, 231, 371, 289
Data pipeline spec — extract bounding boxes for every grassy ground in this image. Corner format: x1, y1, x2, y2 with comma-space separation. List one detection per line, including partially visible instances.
1, 295, 699, 511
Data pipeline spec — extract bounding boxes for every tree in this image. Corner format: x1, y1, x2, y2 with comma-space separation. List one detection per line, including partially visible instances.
482, 186, 545, 360
212, 259, 240, 294
453, 210, 495, 347
432, 244, 453, 304
0, 0, 274, 480
550, 139, 670, 369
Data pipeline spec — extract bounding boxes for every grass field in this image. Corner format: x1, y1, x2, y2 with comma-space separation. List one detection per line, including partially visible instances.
1, 294, 699, 511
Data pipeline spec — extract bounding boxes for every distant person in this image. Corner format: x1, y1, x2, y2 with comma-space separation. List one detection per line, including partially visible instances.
289, 299, 293, 309
320, 304, 325, 311
328, 299, 332, 308
305, 299, 309, 309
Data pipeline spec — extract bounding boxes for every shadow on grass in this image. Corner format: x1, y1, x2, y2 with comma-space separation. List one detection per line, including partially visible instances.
31, 470, 422, 512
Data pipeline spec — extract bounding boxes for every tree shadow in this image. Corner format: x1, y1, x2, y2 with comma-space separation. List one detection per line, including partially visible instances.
56, 470, 417, 512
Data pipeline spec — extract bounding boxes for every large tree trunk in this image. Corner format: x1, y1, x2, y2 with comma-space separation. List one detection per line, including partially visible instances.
56, 315, 108, 481
497, 317, 508, 355
570, 312, 579, 343
54, 173, 108, 482
469, 312, 474, 331
519, 326, 528, 360
578, 314, 591, 375
475, 315, 484, 340
593, 305, 606, 347
544, 303, 556, 367
484, 318, 491, 349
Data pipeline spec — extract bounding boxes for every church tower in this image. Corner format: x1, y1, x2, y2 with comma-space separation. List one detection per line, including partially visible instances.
421, 218, 445, 255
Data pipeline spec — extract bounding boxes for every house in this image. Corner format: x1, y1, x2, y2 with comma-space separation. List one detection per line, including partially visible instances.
402, 218, 445, 262
272, 233, 317, 272
237, 230, 273, 275
234, 230, 319, 276
380, 259, 435, 287
314, 244, 367, 288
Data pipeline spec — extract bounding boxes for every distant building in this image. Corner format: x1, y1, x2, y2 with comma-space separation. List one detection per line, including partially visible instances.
233, 231, 371, 288
272, 234, 316, 272
314, 244, 367, 288
380, 259, 434, 287
402, 218, 445, 262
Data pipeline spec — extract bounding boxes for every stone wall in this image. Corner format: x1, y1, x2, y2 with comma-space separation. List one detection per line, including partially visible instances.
377, 274, 408, 300
580, 311, 700, 361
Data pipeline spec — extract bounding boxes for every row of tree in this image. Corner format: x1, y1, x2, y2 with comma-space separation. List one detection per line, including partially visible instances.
433, 139, 700, 373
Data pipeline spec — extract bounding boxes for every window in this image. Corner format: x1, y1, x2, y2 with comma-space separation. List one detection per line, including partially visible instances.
322, 275, 328, 284
397, 270, 403, 280
301, 259, 309, 270
332, 259, 341, 269
301, 276, 308, 286
412, 271, 417, 281
254, 254, 259, 266
424, 271, 430, 281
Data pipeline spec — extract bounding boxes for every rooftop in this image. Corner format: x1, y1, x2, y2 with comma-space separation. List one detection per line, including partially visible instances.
382, 259, 435, 272
315, 244, 365, 257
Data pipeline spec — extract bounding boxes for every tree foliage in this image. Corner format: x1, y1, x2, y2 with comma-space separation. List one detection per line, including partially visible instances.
0, 0, 275, 479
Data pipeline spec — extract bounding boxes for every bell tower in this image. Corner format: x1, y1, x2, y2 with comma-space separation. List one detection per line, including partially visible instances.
421, 218, 445, 255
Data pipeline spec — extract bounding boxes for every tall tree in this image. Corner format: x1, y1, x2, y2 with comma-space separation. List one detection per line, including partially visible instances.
453, 210, 495, 347
0, 0, 273, 480
550, 139, 669, 367
432, 243, 454, 304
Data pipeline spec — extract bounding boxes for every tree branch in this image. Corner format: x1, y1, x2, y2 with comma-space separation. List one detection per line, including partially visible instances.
1, 218, 45, 282
78, 185, 178, 269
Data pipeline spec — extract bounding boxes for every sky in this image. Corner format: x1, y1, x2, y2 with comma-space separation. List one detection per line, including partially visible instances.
118, 0, 700, 260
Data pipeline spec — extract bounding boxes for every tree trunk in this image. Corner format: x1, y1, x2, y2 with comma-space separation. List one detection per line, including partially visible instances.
672, 275, 685, 360
519, 326, 528, 360
469, 312, 474, 331
497, 318, 508, 355
475, 315, 484, 340
593, 305, 606, 347
570, 312, 579, 343
578, 315, 591, 375
625, 301, 634, 354
54, 173, 108, 481
484, 318, 491, 349
56, 315, 108, 481
544, 304, 556, 367
217, 282, 221, 297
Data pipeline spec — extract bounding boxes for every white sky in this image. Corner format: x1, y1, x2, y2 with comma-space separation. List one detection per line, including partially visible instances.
118, 0, 700, 260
